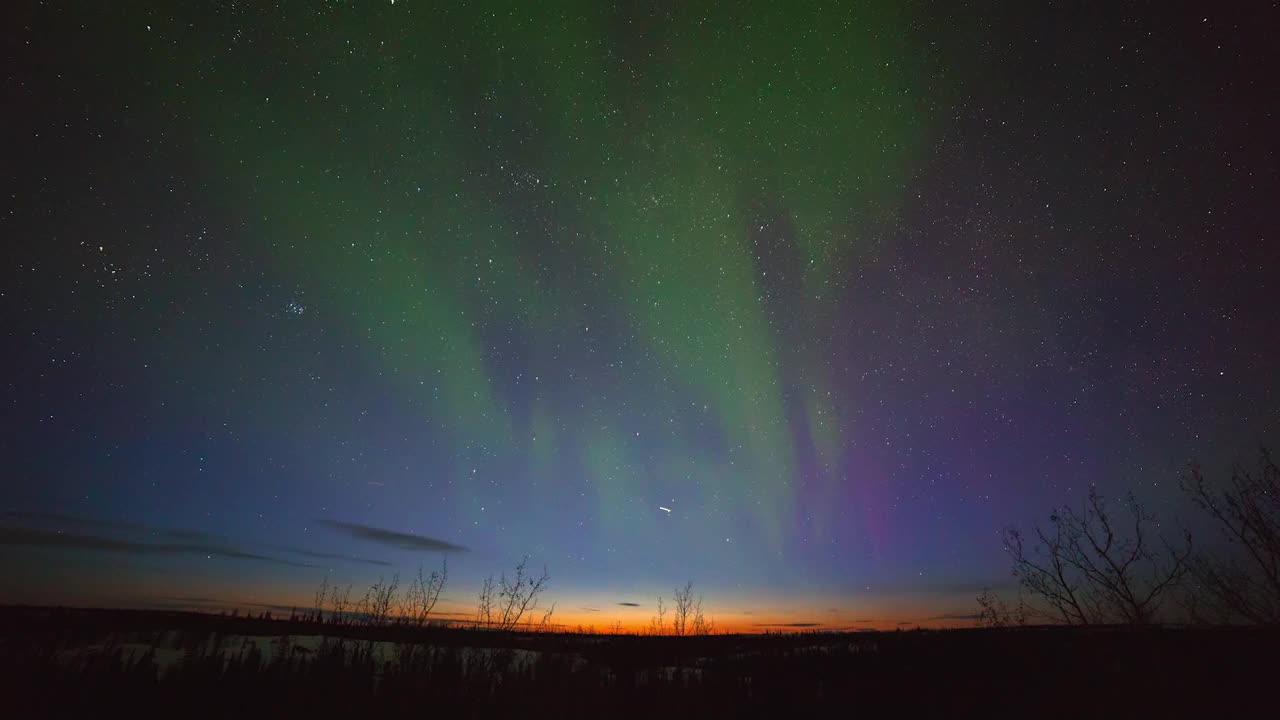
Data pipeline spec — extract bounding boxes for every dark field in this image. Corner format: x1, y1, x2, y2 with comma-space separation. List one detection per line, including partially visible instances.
0, 607, 1273, 718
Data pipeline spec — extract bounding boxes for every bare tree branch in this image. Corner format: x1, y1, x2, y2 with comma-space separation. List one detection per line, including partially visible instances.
403, 558, 448, 627
312, 575, 329, 624
1182, 448, 1280, 624
496, 556, 550, 631
1005, 487, 1190, 624
535, 602, 557, 633
649, 596, 667, 636
673, 582, 693, 637
477, 575, 496, 629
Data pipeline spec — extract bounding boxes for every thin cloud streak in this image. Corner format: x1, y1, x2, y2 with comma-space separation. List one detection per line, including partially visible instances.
320, 520, 469, 553
4, 511, 391, 567
930, 612, 983, 621
0, 526, 313, 567
267, 546, 393, 567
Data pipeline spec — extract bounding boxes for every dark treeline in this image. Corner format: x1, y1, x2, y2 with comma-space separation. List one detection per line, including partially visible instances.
1, 606, 1275, 718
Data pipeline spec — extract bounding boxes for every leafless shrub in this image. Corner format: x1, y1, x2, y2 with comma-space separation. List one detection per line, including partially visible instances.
691, 594, 714, 636
673, 582, 694, 636
353, 589, 369, 624
403, 559, 448, 627
362, 574, 400, 627
496, 556, 550, 630
976, 588, 1028, 628
329, 583, 352, 626
1004, 487, 1192, 624
649, 596, 666, 635
313, 576, 329, 623
477, 576, 496, 628
535, 602, 556, 633
1182, 449, 1280, 624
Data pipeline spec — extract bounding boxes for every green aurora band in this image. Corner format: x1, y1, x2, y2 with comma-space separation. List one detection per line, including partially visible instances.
169, 1, 933, 566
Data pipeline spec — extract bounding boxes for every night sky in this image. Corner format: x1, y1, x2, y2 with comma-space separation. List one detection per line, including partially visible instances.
3, 1, 1277, 631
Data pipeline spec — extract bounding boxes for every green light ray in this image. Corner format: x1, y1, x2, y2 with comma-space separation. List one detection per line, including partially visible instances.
173, 0, 932, 557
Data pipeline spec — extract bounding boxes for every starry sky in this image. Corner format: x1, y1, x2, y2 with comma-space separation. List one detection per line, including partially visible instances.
3, 1, 1277, 631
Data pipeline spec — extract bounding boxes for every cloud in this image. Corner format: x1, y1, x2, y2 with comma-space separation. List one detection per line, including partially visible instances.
5, 511, 391, 567
320, 520, 469, 553
617, 602, 641, 607
752, 622, 823, 628
930, 612, 983, 621
245, 602, 305, 614
152, 597, 307, 614
268, 546, 393, 567
145, 600, 220, 611
0, 526, 313, 567
579, 607, 601, 613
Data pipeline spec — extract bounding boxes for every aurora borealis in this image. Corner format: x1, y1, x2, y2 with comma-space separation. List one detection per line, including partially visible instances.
4, 2, 1277, 631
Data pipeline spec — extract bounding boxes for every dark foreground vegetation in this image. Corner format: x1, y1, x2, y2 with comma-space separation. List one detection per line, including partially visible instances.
0, 606, 1274, 718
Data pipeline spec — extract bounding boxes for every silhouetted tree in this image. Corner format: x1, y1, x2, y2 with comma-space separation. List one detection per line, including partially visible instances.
673, 582, 695, 636
535, 602, 556, 632
1182, 448, 1280, 624
976, 588, 1027, 628
691, 593, 714, 636
1004, 487, 1192, 624
329, 583, 353, 626
313, 576, 329, 624
496, 556, 549, 630
361, 574, 399, 627
403, 559, 448, 627
649, 596, 667, 635
477, 576, 496, 628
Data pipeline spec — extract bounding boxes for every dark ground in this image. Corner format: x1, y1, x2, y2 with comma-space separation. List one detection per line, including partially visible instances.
0, 606, 1274, 718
